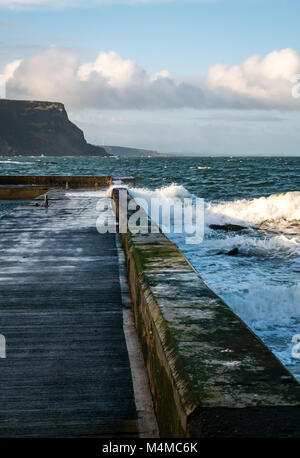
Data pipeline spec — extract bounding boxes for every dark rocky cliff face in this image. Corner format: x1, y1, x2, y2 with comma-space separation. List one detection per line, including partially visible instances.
0, 99, 107, 156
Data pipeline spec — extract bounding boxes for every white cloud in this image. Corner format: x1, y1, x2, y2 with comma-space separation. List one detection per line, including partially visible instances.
4, 46, 205, 108
77, 51, 145, 87
3, 58, 21, 80
205, 48, 300, 108
3, 46, 300, 110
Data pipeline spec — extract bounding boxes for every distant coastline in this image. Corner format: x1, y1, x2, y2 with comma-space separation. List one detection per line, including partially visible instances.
103, 145, 166, 158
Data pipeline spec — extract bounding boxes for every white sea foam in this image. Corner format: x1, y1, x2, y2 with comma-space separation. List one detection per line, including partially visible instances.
0, 160, 33, 165
129, 187, 300, 230
204, 232, 300, 258
127, 185, 300, 256
129, 184, 202, 239
206, 191, 300, 229
130, 183, 191, 200
227, 282, 300, 329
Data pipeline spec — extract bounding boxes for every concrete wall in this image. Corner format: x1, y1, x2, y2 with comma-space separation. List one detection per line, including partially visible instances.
0, 176, 135, 199
0, 176, 112, 188
112, 188, 300, 438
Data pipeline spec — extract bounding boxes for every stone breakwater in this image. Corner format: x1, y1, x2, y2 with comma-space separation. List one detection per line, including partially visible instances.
112, 187, 300, 438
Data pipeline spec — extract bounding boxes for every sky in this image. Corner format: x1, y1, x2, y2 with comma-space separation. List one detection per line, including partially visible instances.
1, 0, 300, 155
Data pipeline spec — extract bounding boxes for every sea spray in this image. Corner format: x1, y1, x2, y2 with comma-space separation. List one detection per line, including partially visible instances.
227, 282, 300, 329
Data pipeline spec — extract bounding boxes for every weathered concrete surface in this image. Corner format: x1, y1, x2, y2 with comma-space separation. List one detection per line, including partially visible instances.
0, 189, 138, 437
115, 234, 159, 438
112, 188, 300, 438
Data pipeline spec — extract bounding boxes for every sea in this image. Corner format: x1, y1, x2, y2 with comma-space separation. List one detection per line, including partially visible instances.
1, 155, 300, 380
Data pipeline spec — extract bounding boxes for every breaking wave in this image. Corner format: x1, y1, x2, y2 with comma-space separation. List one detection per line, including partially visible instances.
204, 233, 300, 258
126, 186, 300, 256
128, 187, 300, 231
0, 160, 33, 165
130, 183, 191, 200
228, 282, 300, 329
206, 191, 300, 231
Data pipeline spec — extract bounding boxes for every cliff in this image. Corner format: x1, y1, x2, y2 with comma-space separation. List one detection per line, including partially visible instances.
0, 99, 107, 156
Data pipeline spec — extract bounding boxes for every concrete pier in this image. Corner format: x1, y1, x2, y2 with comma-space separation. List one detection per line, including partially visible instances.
1, 176, 300, 438
0, 186, 149, 437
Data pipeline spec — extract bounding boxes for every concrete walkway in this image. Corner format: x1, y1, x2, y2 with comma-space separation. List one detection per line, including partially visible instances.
0, 189, 138, 437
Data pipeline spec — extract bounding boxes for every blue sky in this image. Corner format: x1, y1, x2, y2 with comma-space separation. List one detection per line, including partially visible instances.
1, 1, 299, 73
1, 0, 300, 154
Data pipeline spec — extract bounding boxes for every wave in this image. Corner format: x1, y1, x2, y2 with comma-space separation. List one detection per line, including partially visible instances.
128, 184, 195, 234
189, 166, 211, 170
130, 183, 191, 200
128, 185, 300, 236
120, 184, 300, 258
227, 282, 300, 329
0, 160, 33, 165
126, 185, 300, 250
204, 233, 300, 258
129, 187, 300, 228
206, 191, 300, 230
